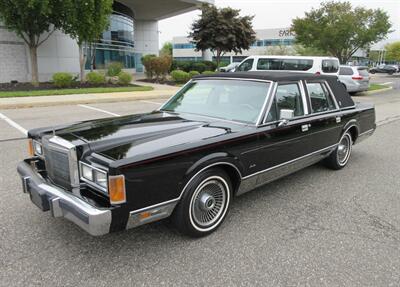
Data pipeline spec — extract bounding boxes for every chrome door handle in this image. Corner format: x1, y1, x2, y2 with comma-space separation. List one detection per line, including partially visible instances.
336, 116, 341, 123
301, 124, 309, 132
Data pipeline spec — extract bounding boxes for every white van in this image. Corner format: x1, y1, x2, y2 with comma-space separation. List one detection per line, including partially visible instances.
235, 55, 340, 76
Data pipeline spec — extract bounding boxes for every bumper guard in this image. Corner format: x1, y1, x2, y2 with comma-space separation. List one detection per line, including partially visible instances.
17, 160, 112, 236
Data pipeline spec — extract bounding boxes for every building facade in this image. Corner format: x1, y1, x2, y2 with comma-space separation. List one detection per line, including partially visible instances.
173, 28, 296, 63
0, 0, 212, 83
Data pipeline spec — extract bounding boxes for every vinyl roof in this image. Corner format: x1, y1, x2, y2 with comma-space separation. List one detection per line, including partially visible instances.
194, 71, 339, 81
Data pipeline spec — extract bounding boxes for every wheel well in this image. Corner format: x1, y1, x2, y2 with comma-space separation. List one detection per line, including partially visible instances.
214, 164, 241, 195
347, 126, 358, 142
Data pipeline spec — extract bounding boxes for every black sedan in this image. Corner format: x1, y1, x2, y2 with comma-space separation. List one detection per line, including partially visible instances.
17, 72, 376, 237
369, 65, 397, 75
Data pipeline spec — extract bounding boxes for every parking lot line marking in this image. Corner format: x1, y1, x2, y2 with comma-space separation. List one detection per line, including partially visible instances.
77, 104, 121, 117
140, 100, 164, 105
382, 82, 393, 85
0, 112, 28, 135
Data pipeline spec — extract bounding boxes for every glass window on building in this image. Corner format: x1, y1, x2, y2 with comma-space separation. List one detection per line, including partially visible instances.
85, 1, 136, 70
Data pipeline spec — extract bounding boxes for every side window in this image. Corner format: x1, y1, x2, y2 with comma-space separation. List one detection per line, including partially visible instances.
322, 60, 339, 73
306, 82, 336, 113
267, 83, 304, 121
236, 59, 254, 72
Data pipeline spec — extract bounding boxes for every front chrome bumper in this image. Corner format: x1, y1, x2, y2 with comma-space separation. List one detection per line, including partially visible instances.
17, 160, 112, 236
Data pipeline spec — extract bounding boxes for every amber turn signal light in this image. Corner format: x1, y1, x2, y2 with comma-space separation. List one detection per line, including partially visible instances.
28, 139, 34, 157
108, 175, 126, 205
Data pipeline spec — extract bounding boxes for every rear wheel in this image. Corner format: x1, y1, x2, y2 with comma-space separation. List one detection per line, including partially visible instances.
172, 168, 232, 237
324, 131, 353, 170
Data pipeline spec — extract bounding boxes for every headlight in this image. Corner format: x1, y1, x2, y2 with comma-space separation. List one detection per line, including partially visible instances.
28, 139, 42, 156
33, 140, 42, 155
94, 170, 107, 188
79, 162, 108, 191
81, 164, 94, 181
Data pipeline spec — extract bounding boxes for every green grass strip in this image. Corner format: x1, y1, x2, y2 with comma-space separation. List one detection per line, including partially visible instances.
0, 86, 153, 98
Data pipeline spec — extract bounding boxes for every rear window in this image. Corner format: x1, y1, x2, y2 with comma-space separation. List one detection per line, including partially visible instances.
339, 67, 353, 75
358, 69, 369, 77
257, 58, 313, 71
322, 60, 339, 73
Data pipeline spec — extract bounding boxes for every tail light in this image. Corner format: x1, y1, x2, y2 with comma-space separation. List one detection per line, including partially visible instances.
108, 175, 126, 204
315, 71, 321, 75
352, 76, 363, 80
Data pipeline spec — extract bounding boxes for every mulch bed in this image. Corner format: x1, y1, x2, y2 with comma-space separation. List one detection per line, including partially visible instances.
0, 82, 137, 92
137, 78, 177, 86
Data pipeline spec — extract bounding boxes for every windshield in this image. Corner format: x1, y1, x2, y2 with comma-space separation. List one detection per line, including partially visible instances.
161, 79, 270, 124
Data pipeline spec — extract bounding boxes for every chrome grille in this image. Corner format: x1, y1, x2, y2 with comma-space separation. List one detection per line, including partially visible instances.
42, 136, 78, 190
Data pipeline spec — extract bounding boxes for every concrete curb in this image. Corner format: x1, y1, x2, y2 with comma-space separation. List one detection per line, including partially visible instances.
0, 91, 177, 110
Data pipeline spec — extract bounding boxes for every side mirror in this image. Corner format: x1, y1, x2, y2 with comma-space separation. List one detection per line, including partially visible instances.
280, 109, 294, 120
278, 109, 294, 127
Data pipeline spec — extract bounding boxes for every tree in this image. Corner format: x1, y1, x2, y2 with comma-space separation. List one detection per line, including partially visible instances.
291, 1, 392, 64
62, 0, 113, 81
160, 42, 173, 56
265, 45, 294, 56
189, 4, 256, 68
292, 44, 328, 57
0, 0, 64, 85
385, 42, 400, 62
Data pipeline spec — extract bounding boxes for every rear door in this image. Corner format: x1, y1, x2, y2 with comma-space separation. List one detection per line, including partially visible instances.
303, 80, 342, 150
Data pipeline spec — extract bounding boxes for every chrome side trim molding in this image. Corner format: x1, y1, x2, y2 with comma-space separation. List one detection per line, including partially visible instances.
242, 144, 338, 180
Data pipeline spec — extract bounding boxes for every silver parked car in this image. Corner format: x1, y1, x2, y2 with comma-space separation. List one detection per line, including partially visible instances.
339, 66, 370, 94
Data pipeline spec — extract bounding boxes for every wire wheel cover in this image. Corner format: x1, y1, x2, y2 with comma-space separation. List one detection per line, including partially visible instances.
338, 134, 351, 165
191, 178, 227, 228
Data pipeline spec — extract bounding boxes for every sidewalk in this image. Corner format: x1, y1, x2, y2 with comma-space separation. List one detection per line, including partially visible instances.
0, 83, 180, 109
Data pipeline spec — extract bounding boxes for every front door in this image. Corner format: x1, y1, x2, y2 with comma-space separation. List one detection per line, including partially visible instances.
243, 81, 316, 187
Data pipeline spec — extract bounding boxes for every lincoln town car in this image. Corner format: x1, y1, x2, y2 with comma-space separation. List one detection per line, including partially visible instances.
18, 72, 376, 237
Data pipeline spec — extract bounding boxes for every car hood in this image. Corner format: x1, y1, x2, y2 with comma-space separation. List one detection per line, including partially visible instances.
55, 111, 244, 162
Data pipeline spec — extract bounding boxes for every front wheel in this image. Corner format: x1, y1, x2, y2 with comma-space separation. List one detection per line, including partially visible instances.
324, 131, 353, 170
172, 168, 232, 237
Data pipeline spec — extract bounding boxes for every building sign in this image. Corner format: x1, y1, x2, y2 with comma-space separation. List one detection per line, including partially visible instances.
278, 29, 295, 38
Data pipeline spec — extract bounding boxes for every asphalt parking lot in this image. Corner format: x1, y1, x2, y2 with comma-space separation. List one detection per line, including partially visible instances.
1, 78, 400, 286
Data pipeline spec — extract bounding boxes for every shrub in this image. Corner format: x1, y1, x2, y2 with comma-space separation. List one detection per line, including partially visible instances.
191, 62, 207, 73
52, 72, 74, 88
141, 54, 157, 79
86, 72, 105, 84
202, 70, 216, 75
171, 60, 218, 73
204, 61, 217, 72
141, 55, 172, 81
171, 70, 190, 83
118, 71, 133, 85
189, 71, 200, 78
106, 62, 123, 77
